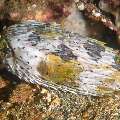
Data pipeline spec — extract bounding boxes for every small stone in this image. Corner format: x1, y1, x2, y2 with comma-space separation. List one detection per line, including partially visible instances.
77, 3, 85, 11
41, 88, 48, 94
92, 10, 101, 17
0, 77, 9, 89
48, 94, 61, 111
74, 0, 79, 3
46, 93, 52, 103
101, 18, 107, 23
32, 4, 37, 9
32, 88, 37, 92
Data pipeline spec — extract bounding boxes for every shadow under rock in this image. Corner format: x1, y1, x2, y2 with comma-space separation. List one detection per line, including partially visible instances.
0, 69, 21, 101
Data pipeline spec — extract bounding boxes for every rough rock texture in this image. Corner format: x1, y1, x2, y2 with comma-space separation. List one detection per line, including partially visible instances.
4, 20, 120, 96
99, 0, 120, 41
0, 80, 120, 120
0, 0, 72, 24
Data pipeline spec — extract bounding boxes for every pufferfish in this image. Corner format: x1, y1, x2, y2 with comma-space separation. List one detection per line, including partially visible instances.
2, 20, 120, 96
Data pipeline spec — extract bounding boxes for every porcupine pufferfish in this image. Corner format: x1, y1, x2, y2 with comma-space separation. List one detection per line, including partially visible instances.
2, 20, 120, 96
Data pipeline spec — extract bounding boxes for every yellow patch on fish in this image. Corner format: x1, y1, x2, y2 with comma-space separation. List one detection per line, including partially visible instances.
97, 86, 115, 95
42, 31, 61, 38
38, 54, 83, 84
35, 26, 62, 39
97, 71, 120, 95
107, 71, 120, 83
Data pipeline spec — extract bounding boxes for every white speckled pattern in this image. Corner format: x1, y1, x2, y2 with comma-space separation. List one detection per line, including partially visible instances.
5, 20, 120, 96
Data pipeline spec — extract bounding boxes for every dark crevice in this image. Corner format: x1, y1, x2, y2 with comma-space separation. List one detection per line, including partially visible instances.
0, 69, 21, 101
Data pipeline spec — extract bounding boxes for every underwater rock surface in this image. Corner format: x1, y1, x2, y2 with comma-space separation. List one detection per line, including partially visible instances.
4, 20, 120, 96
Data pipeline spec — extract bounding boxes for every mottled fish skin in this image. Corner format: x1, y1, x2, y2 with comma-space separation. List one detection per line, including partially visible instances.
4, 20, 120, 96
